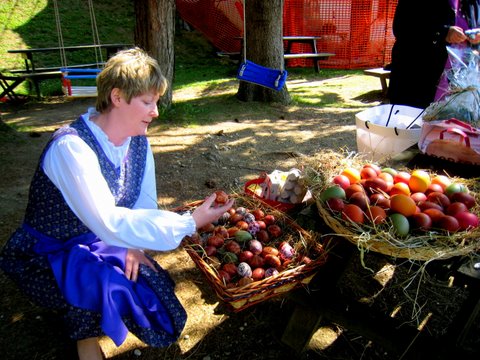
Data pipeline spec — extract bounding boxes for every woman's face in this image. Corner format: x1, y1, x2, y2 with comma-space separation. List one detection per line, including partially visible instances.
119, 91, 160, 136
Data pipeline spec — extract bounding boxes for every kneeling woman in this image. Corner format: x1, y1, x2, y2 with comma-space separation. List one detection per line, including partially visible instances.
0, 48, 233, 359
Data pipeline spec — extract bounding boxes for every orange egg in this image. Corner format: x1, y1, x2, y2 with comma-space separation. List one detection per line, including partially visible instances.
363, 163, 382, 175
345, 183, 364, 199
342, 204, 365, 224
408, 170, 431, 193
367, 206, 387, 224
378, 172, 394, 184
390, 182, 411, 196
360, 166, 378, 179
341, 167, 361, 184
431, 175, 452, 191
390, 194, 417, 217
423, 208, 445, 224
393, 171, 411, 185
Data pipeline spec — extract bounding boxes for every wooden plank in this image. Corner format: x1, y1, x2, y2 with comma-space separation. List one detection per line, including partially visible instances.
284, 53, 334, 73
363, 68, 391, 94
283, 52, 334, 59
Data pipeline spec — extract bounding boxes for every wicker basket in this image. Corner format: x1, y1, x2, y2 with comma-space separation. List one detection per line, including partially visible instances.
316, 197, 480, 261
178, 196, 328, 312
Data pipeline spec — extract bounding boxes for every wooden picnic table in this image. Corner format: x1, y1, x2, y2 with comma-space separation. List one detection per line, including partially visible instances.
229, 36, 334, 73
7, 43, 131, 73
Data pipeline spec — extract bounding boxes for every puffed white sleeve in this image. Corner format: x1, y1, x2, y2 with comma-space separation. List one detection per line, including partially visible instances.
42, 135, 196, 250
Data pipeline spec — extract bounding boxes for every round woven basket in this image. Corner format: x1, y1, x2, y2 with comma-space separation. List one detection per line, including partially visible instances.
177, 195, 329, 312
316, 197, 480, 261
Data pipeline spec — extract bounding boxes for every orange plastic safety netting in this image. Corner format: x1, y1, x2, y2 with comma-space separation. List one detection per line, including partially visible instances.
176, 0, 397, 69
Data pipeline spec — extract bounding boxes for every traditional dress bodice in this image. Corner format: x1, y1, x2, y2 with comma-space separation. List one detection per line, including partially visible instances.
24, 117, 148, 240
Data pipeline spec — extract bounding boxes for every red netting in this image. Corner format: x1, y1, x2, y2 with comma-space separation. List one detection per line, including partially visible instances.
176, 0, 397, 69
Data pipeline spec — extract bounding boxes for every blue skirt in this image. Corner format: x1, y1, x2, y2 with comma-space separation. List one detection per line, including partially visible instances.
0, 226, 187, 347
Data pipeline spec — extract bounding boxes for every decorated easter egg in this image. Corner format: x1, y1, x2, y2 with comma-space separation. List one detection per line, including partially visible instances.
237, 262, 253, 277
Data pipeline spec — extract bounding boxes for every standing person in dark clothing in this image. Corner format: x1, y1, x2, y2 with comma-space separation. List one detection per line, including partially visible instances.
435, 0, 480, 100
387, 0, 456, 108
388, 0, 480, 109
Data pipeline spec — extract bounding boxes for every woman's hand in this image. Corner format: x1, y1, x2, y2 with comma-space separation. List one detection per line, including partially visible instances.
192, 193, 235, 230
446, 26, 468, 44
124, 249, 157, 282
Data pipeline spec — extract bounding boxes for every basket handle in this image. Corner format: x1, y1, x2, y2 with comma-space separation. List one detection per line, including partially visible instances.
439, 127, 471, 147
445, 118, 477, 132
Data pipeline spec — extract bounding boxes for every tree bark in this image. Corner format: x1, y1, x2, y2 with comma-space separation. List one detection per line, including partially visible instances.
236, 0, 291, 104
134, 0, 175, 108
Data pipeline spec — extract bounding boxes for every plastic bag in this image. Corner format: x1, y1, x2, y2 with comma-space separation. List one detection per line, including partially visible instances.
424, 46, 480, 127
418, 118, 480, 165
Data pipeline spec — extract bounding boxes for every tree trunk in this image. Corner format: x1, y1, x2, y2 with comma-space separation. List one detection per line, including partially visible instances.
134, 0, 175, 108
236, 0, 290, 104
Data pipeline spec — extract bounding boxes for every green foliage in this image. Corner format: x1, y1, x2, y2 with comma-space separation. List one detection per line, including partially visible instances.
0, 1, 381, 115
0, 0, 134, 96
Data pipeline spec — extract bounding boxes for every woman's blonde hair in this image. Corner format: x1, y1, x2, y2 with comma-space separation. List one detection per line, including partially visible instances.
96, 47, 167, 112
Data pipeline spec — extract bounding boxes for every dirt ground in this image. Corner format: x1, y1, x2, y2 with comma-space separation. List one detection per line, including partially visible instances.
0, 84, 479, 360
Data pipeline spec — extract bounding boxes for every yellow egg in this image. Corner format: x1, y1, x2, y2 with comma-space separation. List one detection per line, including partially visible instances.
409, 170, 431, 193
341, 167, 361, 184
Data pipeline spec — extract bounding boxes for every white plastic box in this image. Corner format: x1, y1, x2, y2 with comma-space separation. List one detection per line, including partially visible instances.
355, 104, 424, 161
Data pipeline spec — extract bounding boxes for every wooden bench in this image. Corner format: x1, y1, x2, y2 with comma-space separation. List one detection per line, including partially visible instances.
0, 71, 62, 101
284, 52, 335, 73
364, 67, 391, 94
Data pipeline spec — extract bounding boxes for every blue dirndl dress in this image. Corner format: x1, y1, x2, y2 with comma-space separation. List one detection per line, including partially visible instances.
0, 117, 187, 347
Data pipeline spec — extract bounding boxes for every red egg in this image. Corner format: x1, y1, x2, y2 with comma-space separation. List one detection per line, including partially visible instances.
267, 224, 282, 238
332, 174, 351, 190
263, 214, 276, 225
410, 213, 432, 231
446, 202, 468, 216
249, 254, 265, 268
393, 171, 411, 184
370, 193, 390, 209
427, 192, 451, 209
449, 192, 476, 209
349, 191, 370, 210
239, 250, 254, 263
360, 166, 378, 179
326, 197, 345, 212
217, 270, 232, 283
251, 267, 266, 281
425, 183, 444, 195
222, 263, 238, 276
410, 192, 428, 204
342, 204, 365, 224
454, 212, 479, 230
422, 208, 445, 224
437, 215, 460, 233
363, 163, 382, 175
345, 183, 364, 199
364, 177, 389, 193
419, 200, 444, 212
251, 208, 265, 220
366, 206, 387, 224
256, 229, 270, 243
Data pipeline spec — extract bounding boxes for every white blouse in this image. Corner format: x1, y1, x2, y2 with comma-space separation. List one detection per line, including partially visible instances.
42, 108, 196, 251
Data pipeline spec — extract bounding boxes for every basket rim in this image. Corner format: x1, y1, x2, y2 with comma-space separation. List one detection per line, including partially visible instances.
315, 196, 480, 261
